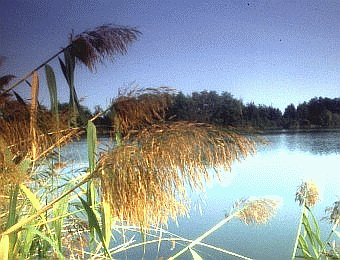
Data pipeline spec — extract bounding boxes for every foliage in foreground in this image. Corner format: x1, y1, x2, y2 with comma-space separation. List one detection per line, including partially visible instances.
292, 179, 340, 259
0, 24, 264, 259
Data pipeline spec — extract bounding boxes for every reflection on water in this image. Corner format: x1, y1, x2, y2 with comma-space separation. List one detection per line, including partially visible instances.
265, 129, 340, 155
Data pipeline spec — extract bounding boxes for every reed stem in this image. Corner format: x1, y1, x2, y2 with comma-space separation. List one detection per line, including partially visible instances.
169, 214, 234, 259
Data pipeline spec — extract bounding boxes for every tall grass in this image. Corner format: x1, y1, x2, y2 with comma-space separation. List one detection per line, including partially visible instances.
292, 179, 340, 259
0, 24, 266, 259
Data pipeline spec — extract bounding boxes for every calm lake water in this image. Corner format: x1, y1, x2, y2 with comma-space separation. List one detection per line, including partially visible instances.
62, 130, 340, 260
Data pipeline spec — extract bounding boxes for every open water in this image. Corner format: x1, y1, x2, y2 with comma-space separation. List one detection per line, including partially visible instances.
62, 130, 340, 260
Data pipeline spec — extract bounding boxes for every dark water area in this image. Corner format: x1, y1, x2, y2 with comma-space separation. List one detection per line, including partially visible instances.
61, 131, 340, 260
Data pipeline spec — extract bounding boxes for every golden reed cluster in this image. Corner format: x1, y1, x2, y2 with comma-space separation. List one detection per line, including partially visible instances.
295, 179, 320, 207
0, 73, 80, 198
233, 196, 283, 225
97, 123, 256, 226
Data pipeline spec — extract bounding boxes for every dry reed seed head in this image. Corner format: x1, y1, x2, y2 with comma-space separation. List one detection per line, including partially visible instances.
97, 122, 255, 226
295, 179, 320, 207
110, 86, 175, 135
98, 145, 189, 227
234, 196, 283, 225
69, 24, 141, 71
0, 75, 16, 90
0, 94, 79, 166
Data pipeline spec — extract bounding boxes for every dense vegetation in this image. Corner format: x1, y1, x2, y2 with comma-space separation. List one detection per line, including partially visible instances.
0, 25, 259, 259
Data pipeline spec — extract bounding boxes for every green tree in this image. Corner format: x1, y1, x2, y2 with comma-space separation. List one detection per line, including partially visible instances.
282, 104, 297, 128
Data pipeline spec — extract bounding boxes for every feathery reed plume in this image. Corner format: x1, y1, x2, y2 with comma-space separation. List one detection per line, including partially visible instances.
69, 24, 141, 70
110, 86, 175, 135
233, 196, 283, 225
1, 24, 141, 96
97, 122, 256, 226
0, 75, 16, 90
169, 195, 282, 260
295, 179, 320, 207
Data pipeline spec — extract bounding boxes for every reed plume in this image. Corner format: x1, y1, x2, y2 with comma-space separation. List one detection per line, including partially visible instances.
233, 196, 283, 225
295, 179, 320, 207
68, 24, 141, 71
169, 195, 282, 259
110, 86, 175, 135
1, 24, 141, 96
97, 120, 256, 226
0, 74, 80, 199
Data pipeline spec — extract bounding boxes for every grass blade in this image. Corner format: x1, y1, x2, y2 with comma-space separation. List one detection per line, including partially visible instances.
102, 199, 113, 248
0, 235, 9, 260
78, 195, 112, 259
7, 185, 19, 258
20, 184, 42, 211
24, 225, 64, 259
20, 223, 36, 258
12, 90, 27, 107
52, 194, 70, 252
87, 120, 97, 173
169, 214, 234, 259
45, 64, 58, 117
292, 204, 306, 259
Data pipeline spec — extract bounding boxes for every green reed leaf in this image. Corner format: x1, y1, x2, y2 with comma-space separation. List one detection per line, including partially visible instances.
52, 193, 70, 252
20, 184, 42, 211
12, 90, 27, 106
58, 58, 67, 82
7, 185, 19, 259
102, 199, 113, 247
298, 235, 312, 258
78, 195, 112, 259
87, 120, 97, 173
21, 223, 37, 258
24, 225, 64, 260
302, 213, 316, 249
45, 64, 58, 117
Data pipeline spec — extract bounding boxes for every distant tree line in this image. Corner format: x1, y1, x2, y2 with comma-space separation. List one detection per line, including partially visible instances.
166, 91, 283, 129
166, 91, 340, 130
35, 92, 340, 132
282, 97, 340, 129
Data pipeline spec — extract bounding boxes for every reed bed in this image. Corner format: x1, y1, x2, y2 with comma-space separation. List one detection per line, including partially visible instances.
0, 23, 277, 259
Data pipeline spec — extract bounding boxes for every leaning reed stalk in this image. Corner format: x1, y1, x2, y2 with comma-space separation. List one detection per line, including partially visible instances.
30, 72, 39, 161
169, 196, 282, 259
1, 24, 141, 97
168, 215, 234, 260
291, 200, 306, 260
292, 179, 321, 259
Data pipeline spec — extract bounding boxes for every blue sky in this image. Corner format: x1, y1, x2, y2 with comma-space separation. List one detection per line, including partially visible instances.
1, 0, 339, 112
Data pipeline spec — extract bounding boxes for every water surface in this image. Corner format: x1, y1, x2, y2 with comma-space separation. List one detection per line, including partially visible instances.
62, 130, 340, 259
